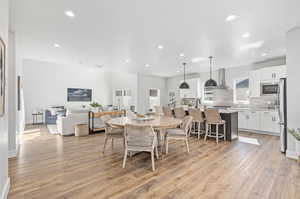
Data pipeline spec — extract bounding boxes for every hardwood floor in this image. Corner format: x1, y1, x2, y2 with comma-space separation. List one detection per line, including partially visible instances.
8, 126, 300, 199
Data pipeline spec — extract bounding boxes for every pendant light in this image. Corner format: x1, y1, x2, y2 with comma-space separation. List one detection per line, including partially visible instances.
179, 62, 190, 89
204, 56, 217, 87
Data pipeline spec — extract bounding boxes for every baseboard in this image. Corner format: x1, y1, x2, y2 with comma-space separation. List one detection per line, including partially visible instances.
286, 150, 298, 160
8, 143, 19, 159
239, 129, 280, 136
0, 178, 10, 199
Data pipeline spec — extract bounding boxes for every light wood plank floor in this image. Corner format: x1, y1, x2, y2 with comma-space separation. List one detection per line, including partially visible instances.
8, 126, 300, 199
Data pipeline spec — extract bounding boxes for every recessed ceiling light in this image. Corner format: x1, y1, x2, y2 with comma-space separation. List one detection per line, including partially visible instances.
125, 59, 130, 63
261, 53, 267, 57
226, 14, 237, 22
179, 53, 185, 57
239, 41, 264, 51
157, 45, 164, 50
242, 32, 251, 38
176, 70, 180, 73
53, 43, 61, 48
191, 57, 205, 63
64, 10, 76, 18
145, 64, 150, 67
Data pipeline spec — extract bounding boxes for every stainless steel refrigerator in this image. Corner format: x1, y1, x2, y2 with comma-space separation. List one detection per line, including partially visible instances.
278, 78, 287, 153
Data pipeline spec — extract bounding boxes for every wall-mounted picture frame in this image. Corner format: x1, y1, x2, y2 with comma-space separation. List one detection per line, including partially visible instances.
0, 37, 6, 117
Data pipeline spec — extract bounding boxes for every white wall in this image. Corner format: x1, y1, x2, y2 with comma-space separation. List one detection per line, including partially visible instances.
286, 27, 300, 159
23, 59, 112, 123
7, 31, 17, 157
0, 0, 10, 197
137, 74, 167, 114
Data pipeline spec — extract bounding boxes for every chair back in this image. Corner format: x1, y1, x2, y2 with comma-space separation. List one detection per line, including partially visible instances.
181, 116, 193, 135
125, 124, 156, 148
162, 106, 173, 117
174, 107, 186, 119
204, 109, 222, 123
188, 108, 204, 122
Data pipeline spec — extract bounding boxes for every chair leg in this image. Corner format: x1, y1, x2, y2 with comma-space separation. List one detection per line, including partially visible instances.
103, 137, 108, 154
224, 124, 226, 141
122, 149, 128, 168
151, 151, 155, 171
197, 122, 200, 140
216, 124, 219, 144
204, 123, 208, 141
155, 146, 159, 159
185, 139, 190, 153
166, 138, 169, 154
111, 138, 114, 149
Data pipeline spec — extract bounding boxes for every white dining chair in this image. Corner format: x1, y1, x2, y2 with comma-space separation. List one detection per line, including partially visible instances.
123, 124, 159, 171
165, 116, 193, 154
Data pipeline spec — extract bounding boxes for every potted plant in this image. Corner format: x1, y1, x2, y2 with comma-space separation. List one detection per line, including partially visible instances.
90, 102, 103, 112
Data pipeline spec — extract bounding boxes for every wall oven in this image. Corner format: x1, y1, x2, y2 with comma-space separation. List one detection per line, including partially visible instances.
261, 83, 279, 96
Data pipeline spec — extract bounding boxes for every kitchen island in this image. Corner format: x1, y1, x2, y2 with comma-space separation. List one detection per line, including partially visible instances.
175, 108, 239, 141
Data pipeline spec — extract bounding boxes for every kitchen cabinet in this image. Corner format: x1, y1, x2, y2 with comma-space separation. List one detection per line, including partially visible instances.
249, 70, 261, 97
238, 111, 248, 129
248, 111, 260, 131
259, 111, 274, 132
260, 65, 287, 82
236, 110, 279, 135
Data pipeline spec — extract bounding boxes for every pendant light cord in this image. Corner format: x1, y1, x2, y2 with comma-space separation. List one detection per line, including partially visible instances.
209, 56, 213, 79
183, 62, 186, 82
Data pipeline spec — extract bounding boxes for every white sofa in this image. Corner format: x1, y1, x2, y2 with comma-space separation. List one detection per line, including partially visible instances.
56, 107, 109, 136
57, 111, 89, 136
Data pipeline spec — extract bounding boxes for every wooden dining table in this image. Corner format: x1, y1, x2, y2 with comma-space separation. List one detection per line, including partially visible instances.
106, 116, 182, 151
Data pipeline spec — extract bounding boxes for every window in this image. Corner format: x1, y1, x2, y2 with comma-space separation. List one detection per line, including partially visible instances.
234, 77, 250, 104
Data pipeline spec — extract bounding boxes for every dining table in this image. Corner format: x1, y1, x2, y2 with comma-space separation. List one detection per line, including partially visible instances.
106, 115, 182, 151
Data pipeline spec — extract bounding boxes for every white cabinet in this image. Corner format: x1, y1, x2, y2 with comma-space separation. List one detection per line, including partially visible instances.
259, 111, 274, 132
238, 111, 248, 129
249, 70, 261, 97
248, 111, 260, 131
259, 111, 280, 134
260, 65, 287, 82
237, 110, 279, 135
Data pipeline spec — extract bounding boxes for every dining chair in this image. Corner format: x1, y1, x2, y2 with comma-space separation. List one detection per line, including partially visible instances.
165, 116, 193, 154
174, 107, 186, 119
204, 109, 226, 144
162, 106, 173, 117
103, 115, 125, 154
188, 108, 205, 139
123, 124, 159, 171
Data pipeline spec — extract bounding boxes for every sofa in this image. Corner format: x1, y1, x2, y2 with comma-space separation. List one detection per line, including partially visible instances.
56, 107, 110, 136
56, 107, 92, 136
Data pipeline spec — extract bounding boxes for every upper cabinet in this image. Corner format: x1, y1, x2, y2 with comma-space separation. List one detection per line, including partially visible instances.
249, 65, 286, 98
260, 65, 287, 82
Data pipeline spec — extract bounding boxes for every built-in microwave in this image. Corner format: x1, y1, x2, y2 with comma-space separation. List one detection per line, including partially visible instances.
261, 83, 279, 96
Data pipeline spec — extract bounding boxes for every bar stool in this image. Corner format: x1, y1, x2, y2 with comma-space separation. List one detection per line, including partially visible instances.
174, 107, 186, 119
188, 108, 205, 139
204, 109, 226, 144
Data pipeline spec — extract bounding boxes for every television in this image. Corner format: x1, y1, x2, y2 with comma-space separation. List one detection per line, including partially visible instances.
67, 88, 92, 102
